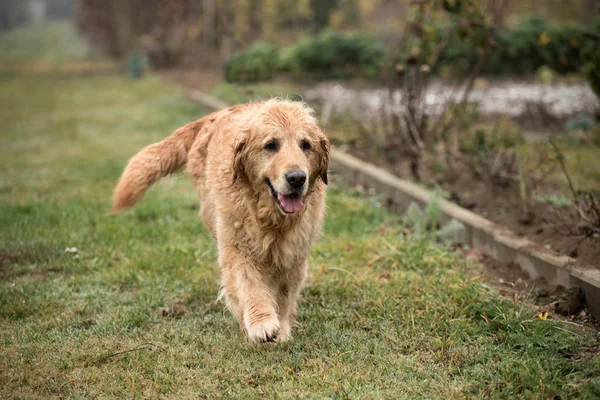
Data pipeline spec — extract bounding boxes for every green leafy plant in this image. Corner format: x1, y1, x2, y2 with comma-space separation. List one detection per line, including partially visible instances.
126, 53, 146, 79
483, 16, 591, 75
534, 193, 572, 208
277, 30, 384, 80
404, 190, 465, 245
433, 15, 599, 77
224, 42, 279, 83
224, 16, 600, 84
564, 114, 596, 133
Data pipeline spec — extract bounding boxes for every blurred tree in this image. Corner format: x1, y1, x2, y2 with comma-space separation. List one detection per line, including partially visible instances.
309, 0, 338, 32
583, 0, 599, 22
275, 0, 312, 33
506, 0, 596, 23
76, 0, 595, 68
297, 0, 313, 21
46, 0, 75, 19
262, 0, 277, 42
330, 0, 361, 29
110, 0, 135, 58
233, 0, 251, 48
203, 0, 216, 50
0, 0, 32, 30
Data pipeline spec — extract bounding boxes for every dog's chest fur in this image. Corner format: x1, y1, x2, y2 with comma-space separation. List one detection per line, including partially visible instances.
232, 209, 315, 270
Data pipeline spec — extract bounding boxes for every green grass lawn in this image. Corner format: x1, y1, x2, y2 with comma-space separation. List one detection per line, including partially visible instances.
1, 71, 599, 400
1, 22, 599, 396
0, 21, 90, 62
0, 21, 116, 76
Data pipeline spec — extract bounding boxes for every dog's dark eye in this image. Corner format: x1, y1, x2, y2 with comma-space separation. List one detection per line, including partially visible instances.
301, 140, 311, 151
264, 139, 279, 152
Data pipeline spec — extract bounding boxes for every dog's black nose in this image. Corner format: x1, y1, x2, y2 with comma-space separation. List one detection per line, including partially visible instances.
285, 170, 307, 189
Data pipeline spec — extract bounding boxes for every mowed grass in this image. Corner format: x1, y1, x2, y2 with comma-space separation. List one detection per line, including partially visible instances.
0, 22, 116, 75
0, 21, 90, 62
1, 69, 599, 399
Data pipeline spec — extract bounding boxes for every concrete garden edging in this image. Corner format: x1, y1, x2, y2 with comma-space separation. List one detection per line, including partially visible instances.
184, 89, 600, 321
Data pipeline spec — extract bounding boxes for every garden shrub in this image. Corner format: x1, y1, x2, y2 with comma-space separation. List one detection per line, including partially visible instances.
224, 42, 278, 83
484, 16, 589, 75
224, 17, 600, 83
226, 31, 384, 82
437, 16, 599, 76
278, 30, 385, 80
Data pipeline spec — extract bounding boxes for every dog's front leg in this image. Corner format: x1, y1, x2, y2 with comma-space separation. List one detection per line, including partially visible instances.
221, 250, 280, 343
276, 262, 307, 342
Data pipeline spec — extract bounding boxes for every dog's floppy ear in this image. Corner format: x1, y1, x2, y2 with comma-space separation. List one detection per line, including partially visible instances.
232, 138, 247, 183
318, 134, 330, 185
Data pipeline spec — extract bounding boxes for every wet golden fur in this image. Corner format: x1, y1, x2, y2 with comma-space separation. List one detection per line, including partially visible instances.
112, 99, 330, 342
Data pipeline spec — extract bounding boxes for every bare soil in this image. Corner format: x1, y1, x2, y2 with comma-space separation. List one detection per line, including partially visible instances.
161, 68, 223, 92
348, 146, 600, 270
464, 248, 597, 326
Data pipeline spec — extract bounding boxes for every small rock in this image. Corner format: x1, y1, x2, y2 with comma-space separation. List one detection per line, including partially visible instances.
160, 301, 189, 318
568, 248, 579, 259
554, 287, 585, 316
377, 272, 390, 280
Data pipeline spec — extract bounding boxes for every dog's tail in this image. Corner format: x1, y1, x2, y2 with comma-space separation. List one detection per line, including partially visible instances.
111, 120, 203, 214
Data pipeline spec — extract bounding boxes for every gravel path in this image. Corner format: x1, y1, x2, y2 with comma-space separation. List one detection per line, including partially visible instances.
305, 81, 599, 121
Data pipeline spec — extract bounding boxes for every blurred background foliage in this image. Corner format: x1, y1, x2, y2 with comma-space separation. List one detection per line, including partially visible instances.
2, 1, 598, 85
1, 0, 599, 245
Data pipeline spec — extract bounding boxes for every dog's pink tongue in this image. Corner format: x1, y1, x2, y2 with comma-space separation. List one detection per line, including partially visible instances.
277, 194, 303, 213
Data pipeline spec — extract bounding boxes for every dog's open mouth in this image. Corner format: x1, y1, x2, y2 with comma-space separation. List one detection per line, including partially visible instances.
266, 179, 304, 214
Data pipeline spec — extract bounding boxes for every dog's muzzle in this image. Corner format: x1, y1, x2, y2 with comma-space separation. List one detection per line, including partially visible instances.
266, 177, 305, 214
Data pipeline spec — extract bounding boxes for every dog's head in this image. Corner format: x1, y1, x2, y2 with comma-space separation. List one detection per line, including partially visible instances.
232, 100, 329, 216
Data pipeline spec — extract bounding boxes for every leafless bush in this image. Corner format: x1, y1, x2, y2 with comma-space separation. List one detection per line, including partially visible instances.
470, 147, 517, 186
521, 99, 561, 131
548, 139, 600, 238
358, 0, 510, 182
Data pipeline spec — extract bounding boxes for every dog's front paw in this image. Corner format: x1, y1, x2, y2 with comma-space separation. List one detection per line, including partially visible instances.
245, 314, 280, 343
276, 320, 293, 342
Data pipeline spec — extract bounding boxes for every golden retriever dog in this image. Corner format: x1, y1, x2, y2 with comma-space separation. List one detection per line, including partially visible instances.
111, 99, 330, 343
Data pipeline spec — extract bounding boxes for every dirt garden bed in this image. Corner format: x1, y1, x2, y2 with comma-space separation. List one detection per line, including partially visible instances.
344, 145, 600, 269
